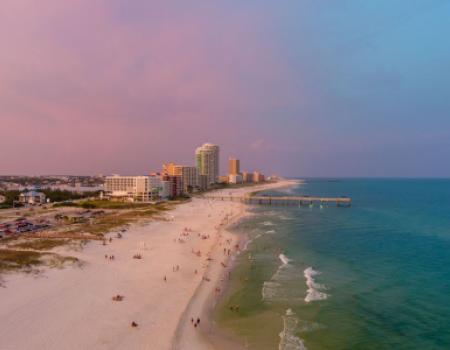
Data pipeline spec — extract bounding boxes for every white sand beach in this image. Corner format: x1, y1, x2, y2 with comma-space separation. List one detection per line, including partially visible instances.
0, 181, 294, 350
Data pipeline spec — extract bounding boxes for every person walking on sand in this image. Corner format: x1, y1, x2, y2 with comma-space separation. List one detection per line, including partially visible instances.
164, 275, 167, 282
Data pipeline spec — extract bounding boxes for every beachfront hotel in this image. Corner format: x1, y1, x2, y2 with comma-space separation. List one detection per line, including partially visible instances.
228, 158, 240, 175
104, 175, 161, 202
242, 171, 253, 183
162, 163, 199, 193
228, 158, 243, 184
253, 171, 265, 183
195, 143, 220, 187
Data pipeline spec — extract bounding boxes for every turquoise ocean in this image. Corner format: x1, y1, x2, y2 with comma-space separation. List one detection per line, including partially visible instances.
216, 179, 450, 350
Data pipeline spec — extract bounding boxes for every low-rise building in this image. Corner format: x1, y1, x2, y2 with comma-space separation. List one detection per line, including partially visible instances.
161, 174, 183, 198
253, 172, 265, 183
219, 176, 229, 184
18, 191, 46, 205
104, 175, 159, 202
242, 171, 253, 183
229, 174, 243, 184
160, 181, 173, 199
163, 163, 198, 193
0, 195, 5, 204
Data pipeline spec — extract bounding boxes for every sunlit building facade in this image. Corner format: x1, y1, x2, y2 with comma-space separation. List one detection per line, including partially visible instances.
195, 143, 219, 187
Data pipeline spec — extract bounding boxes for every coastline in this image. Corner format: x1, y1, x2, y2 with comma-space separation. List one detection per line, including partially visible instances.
0, 180, 296, 350
173, 179, 299, 350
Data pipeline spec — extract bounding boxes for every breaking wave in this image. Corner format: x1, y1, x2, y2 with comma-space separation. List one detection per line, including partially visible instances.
279, 253, 290, 265
279, 309, 307, 350
304, 267, 329, 303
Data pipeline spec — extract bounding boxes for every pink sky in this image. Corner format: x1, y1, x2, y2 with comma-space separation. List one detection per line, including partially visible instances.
3, 1, 449, 177
0, 0, 303, 176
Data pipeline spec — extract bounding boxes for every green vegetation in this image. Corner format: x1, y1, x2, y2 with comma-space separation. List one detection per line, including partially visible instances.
0, 249, 46, 272
54, 199, 178, 210
64, 201, 175, 236
0, 248, 80, 273
79, 200, 151, 209
0, 189, 99, 209
0, 190, 21, 208
41, 189, 99, 202
10, 239, 70, 251
54, 200, 152, 209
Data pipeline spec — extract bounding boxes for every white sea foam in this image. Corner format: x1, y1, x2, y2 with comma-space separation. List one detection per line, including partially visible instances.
242, 232, 263, 251
266, 230, 276, 234
279, 309, 307, 350
262, 263, 288, 302
262, 221, 275, 226
279, 253, 290, 265
262, 280, 282, 301
262, 254, 296, 302
304, 267, 329, 303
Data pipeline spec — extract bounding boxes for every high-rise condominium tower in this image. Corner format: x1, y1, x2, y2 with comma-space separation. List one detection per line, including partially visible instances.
228, 158, 240, 175
195, 143, 220, 186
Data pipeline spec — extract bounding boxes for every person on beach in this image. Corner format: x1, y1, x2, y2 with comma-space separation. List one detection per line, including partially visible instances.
164, 275, 167, 282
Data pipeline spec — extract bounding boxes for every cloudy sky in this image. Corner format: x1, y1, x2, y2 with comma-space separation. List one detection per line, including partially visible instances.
1, 0, 450, 177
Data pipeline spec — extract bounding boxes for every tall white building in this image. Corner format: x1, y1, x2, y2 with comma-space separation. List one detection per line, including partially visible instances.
195, 143, 219, 187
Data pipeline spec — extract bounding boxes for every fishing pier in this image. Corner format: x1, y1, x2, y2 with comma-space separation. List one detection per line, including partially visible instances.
203, 195, 352, 207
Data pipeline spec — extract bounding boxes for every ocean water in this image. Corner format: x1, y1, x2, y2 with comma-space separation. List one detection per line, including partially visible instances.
215, 179, 450, 350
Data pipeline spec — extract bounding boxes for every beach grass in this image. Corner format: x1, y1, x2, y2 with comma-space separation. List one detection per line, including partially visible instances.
0, 249, 45, 272
0, 248, 80, 273
54, 199, 165, 210
64, 201, 176, 236
10, 238, 70, 251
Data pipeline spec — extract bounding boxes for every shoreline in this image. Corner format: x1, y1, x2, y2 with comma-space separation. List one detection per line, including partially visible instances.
173, 179, 299, 350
